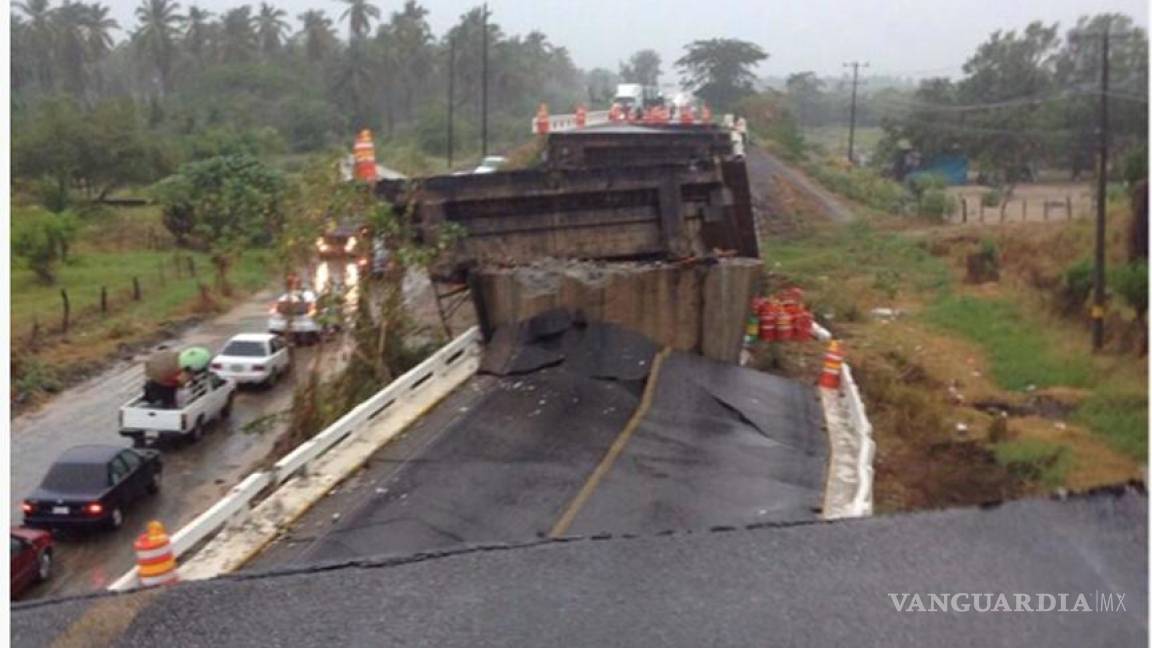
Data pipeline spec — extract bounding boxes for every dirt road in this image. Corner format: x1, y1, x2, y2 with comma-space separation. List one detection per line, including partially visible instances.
745, 146, 857, 223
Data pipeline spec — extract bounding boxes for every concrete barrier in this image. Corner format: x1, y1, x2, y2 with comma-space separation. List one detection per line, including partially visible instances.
812, 322, 874, 519
108, 327, 484, 592
530, 110, 610, 134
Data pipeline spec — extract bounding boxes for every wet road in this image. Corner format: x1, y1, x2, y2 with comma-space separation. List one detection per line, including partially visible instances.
251, 322, 826, 570
11, 260, 370, 599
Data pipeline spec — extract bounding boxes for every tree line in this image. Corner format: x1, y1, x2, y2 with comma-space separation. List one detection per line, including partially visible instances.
756, 13, 1147, 182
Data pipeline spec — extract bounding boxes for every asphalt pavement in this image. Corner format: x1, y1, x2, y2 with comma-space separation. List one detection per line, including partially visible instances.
250, 316, 827, 569
13, 488, 1145, 647
9, 259, 376, 599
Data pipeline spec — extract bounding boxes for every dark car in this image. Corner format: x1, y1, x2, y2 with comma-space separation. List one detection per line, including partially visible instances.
22, 445, 162, 531
10, 527, 53, 599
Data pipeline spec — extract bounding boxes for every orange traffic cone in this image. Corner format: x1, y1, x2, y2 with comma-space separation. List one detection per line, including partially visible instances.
819, 341, 844, 389
134, 520, 179, 587
534, 103, 550, 135
353, 130, 377, 182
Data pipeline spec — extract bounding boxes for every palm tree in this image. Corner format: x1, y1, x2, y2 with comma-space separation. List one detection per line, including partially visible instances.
133, 0, 184, 95
338, 0, 379, 42
81, 3, 119, 59
218, 6, 257, 63
80, 3, 120, 97
54, 2, 89, 95
15, 0, 56, 87
183, 5, 213, 61
255, 2, 289, 58
297, 10, 336, 62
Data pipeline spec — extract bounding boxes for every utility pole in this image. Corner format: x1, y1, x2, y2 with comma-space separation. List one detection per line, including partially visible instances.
1092, 27, 1110, 352
843, 61, 868, 164
481, 3, 489, 158
447, 35, 455, 169
1072, 23, 1129, 351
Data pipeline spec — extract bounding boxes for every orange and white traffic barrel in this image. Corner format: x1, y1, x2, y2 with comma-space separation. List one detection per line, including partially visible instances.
575, 104, 587, 128
759, 299, 778, 342
680, 105, 695, 125
819, 341, 844, 390
776, 304, 794, 342
793, 308, 813, 341
534, 103, 550, 135
353, 130, 377, 182
134, 520, 179, 587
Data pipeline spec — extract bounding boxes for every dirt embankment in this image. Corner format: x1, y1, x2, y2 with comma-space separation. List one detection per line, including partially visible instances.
748, 182, 1143, 511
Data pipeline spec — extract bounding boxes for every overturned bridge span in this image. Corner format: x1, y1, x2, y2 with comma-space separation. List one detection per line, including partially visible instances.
377, 160, 758, 279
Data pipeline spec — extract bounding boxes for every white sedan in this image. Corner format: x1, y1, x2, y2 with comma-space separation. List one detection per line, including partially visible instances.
267, 290, 322, 344
210, 333, 291, 387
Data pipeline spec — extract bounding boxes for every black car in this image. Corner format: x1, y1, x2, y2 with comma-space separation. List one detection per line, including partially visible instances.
22, 445, 162, 531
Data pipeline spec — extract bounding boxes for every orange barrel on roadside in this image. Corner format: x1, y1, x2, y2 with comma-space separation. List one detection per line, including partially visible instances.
680, 105, 695, 125
819, 340, 844, 389
759, 300, 779, 342
535, 103, 550, 134
575, 105, 587, 128
793, 308, 813, 341
134, 520, 179, 587
700, 104, 712, 123
353, 130, 377, 182
776, 303, 794, 342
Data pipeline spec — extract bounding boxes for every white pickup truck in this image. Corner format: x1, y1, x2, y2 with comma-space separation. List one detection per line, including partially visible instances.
119, 373, 236, 447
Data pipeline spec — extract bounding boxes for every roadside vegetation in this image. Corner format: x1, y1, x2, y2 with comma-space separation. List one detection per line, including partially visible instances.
761, 206, 1145, 509
10, 201, 276, 410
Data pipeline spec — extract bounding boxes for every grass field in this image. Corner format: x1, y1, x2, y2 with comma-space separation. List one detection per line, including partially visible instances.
922, 296, 1094, 391
801, 125, 884, 161
11, 250, 272, 338
10, 203, 278, 409
761, 210, 1145, 504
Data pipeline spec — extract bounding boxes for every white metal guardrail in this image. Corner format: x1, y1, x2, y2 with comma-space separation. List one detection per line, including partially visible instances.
109, 326, 484, 592
812, 322, 874, 518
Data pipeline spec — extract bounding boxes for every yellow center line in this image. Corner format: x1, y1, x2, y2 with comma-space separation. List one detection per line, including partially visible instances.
548, 347, 671, 538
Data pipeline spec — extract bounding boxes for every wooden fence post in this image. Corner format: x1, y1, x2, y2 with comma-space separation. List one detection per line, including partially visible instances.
961, 197, 968, 223
1044, 201, 1050, 220
132, 277, 142, 301
60, 289, 70, 332
31, 317, 40, 345
1066, 195, 1073, 219
1022, 199, 1027, 222
100, 286, 108, 314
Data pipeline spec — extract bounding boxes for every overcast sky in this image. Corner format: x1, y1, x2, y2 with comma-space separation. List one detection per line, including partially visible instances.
98, 0, 1148, 81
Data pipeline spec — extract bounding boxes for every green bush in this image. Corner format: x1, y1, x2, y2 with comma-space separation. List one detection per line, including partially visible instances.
12, 207, 79, 283
1111, 261, 1148, 317
918, 188, 957, 219
805, 160, 910, 214
1060, 259, 1094, 313
981, 189, 1002, 207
